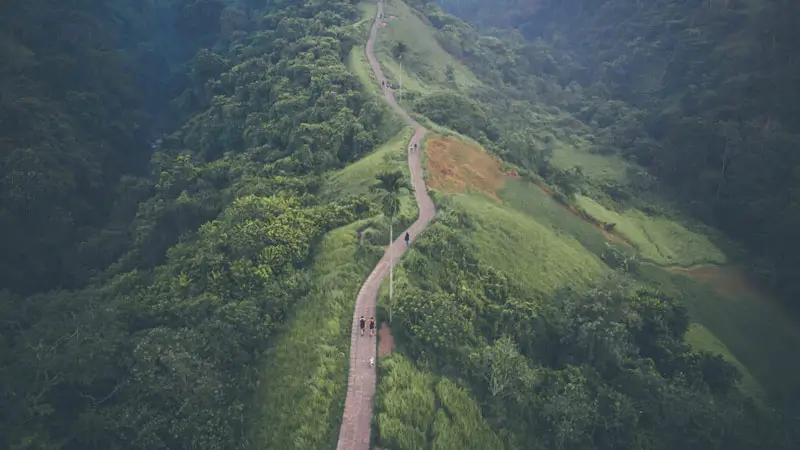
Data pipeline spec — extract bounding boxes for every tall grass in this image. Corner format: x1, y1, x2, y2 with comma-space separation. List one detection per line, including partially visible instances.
684, 323, 765, 400
249, 224, 371, 449
375, 354, 501, 450
548, 140, 631, 183
499, 179, 621, 260
450, 193, 609, 294
327, 127, 414, 201
577, 195, 727, 267
374, 0, 481, 94
638, 264, 800, 400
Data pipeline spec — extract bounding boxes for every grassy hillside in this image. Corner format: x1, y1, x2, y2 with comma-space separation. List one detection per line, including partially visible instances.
451, 194, 609, 294
576, 195, 727, 267
250, 224, 369, 449
640, 264, 800, 400
358, 2, 800, 448
252, 128, 422, 448
373, 0, 481, 95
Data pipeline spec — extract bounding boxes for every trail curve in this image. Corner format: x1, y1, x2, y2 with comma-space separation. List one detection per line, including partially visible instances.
335, 1, 435, 448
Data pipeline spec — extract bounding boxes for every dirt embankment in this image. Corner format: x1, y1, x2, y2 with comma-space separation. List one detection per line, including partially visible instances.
424, 135, 517, 201
668, 265, 764, 300
424, 134, 633, 247
378, 322, 395, 358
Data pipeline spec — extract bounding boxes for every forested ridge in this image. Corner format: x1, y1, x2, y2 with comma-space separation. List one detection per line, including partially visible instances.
0, 0, 390, 447
0, 0, 230, 295
3, 0, 800, 448
432, 0, 800, 308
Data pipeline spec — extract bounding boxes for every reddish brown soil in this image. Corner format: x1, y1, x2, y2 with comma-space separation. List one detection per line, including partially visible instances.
668, 265, 763, 300
377, 322, 396, 358
425, 135, 517, 201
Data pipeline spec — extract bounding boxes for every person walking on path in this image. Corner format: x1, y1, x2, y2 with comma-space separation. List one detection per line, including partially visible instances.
404, 232, 410, 248
359, 316, 366, 336
369, 316, 376, 337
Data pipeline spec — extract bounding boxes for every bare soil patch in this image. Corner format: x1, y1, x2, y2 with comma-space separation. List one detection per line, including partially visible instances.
425, 135, 516, 201
668, 265, 763, 300
377, 322, 395, 358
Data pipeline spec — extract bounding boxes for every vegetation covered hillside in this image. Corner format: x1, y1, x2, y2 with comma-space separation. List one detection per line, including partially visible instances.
359, 0, 800, 448
434, 0, 800, 310
0, 0, 400, 448
2, 0, 799, 448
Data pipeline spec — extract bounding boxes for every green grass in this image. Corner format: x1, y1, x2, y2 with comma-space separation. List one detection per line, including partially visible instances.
328, 127, 413, 196
374, 0, 481, 94
450, 193, 610, 294
684, 323, 765, 400
347, 47, 380, 96
638, 264, 800, 400
576, 195, 726, 267
375, 353, 502, 450
549, 141, 631, 184
499, 179, 626, 260
327, 127, 418, 222
346, 2, 380, 95
250, 224, 369, 449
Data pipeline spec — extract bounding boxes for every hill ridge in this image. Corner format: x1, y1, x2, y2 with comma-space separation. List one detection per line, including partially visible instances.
335, 1, 435, 448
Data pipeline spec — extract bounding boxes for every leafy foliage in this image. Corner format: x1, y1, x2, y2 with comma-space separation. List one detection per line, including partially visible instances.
0, 0, 388, 447
377, 201, 798, 449
433, 0, 800, 309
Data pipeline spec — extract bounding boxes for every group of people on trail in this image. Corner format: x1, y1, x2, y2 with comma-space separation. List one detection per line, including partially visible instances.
360, 315, 376, 337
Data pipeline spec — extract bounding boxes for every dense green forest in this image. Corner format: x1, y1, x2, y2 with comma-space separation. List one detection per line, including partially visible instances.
364, 0, 800, 447
377, 204, 798, 449
431, 0, 800, 308
0, 0, 389, 447
3, 0, 800, 448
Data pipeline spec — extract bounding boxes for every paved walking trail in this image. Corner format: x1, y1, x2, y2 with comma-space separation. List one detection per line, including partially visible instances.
335, 1, 435, 448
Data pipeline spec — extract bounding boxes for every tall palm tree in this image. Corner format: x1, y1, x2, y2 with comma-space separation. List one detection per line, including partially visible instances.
392, 41, 408, 59
371, 170, 412, 323
392, 41, 408, 103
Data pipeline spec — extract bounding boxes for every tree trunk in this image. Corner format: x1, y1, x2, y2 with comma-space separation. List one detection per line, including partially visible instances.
716, 141, 730, 201
389, 218, 393, 323
399, 60, 403, 105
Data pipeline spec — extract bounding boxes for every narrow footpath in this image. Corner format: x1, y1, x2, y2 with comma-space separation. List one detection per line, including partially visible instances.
335, 1, 436, 448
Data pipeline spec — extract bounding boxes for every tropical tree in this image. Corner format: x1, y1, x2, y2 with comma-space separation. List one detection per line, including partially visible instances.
393, 41, 409, 59
372, 170, 412, 322
393, 41, 409, 103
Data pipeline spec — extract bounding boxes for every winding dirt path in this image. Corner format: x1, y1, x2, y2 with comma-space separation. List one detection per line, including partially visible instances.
335, 1, 435, 449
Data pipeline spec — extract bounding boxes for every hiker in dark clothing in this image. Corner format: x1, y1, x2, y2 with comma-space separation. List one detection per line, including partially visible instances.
404, 232, 410, 248
369, 316, 376, 337
359, 316, 366, 336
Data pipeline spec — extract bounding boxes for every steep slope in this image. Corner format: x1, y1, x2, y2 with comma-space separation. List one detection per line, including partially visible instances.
448, 0, 800, 308
362, 1, 800, 448
0, 0, 400, 448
